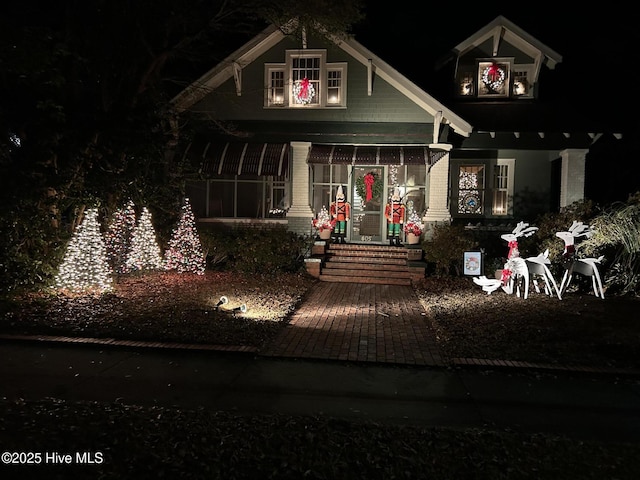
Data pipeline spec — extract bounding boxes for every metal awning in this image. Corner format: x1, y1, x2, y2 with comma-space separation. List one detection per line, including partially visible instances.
188, 141, 289, 177
307, 144, 447, 168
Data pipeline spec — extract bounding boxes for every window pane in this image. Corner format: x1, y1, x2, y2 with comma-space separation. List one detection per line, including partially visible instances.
458, 165, 484, 214
237, 182, 263, 218
492, 164, 509, 215
209, 182, 234, 217
270, 70, 284, 105
327, 70, 341, 104
185, 181, 207, 218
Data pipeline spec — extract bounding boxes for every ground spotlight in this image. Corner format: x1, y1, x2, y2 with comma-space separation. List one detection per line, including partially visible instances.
215, 296, 229, 310
232, 304, 247, 315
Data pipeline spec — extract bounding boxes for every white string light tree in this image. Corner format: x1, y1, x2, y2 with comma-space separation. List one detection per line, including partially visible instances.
104, 199, 136, 274
164, 198, 206, 275
125, 206, 164, 272
54, 207, 113, 294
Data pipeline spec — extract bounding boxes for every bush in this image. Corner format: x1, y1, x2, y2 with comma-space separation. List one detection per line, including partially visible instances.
423, 223, 476, 276
200, 226, 312, 274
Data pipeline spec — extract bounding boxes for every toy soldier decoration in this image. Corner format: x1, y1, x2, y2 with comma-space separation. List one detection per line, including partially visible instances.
330, 185, 350, 244
385, 187, 405, 246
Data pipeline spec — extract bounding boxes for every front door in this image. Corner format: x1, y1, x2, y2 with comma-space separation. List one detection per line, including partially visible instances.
350, 166, 386, 243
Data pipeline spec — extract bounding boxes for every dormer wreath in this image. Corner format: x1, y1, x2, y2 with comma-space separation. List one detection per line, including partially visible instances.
481, 63, 505, 91
293, 77, 315, 104
355, 172, 383, 204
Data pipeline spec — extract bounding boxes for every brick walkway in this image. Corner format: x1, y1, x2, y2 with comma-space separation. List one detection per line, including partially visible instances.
261, 282, 446, 366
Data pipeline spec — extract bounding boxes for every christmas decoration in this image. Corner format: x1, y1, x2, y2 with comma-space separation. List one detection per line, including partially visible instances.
164, 198, 206, 275
481, 63, 506, 91
125, 207, 164, 272
312, 205, 335, 233
403, 208, 424, 236
105, 200, 136, 274
292, 77, 315, 104
54, 207, 113, 293
330, 185, 350, 243
385, 187, 405, 246
355, 172, 382, 204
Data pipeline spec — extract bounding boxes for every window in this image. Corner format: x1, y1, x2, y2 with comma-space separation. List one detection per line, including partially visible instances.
457, 165, 485, 214
492, 159, 514, 215
512, 68, 533, 97
186, 175, 290, 219
265, 50, 347, 108
477, 60, 510, 98
267, 67, 285, 105
457, 70, 475, 96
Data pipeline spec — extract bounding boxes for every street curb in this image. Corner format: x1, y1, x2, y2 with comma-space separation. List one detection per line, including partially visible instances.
0, 334, 259, 354
2, 334, 640, 378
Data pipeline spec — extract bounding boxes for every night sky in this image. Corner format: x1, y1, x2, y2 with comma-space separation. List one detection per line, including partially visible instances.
352, 5, 638, 118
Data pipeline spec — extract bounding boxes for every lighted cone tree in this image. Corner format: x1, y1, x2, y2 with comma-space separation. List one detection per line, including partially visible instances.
125, 207, 164, 272
164, 198, 206, 275
105, 200, 136, 274
54, 207, 113, 293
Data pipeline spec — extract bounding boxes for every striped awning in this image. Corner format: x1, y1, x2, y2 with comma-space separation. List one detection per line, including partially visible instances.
189, 141, 289, 177
307, 144, 446, 167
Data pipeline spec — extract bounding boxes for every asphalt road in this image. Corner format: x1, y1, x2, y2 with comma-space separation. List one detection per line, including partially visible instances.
1, 340, 640, 443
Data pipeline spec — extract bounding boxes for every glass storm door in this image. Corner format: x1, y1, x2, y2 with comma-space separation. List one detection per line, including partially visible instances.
351, 166, 385, 242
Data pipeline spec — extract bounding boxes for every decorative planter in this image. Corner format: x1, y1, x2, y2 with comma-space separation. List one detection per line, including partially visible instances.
406, 232, 421, 244
318, 229, 332, 240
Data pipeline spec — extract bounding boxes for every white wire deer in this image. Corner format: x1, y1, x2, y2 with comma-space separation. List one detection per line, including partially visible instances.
473, 221, 541, 299
556, 221, 605, 299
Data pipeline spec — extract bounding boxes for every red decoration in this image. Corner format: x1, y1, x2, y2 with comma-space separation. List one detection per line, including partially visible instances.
300, 78, 309, 98
364, 173, 375, 202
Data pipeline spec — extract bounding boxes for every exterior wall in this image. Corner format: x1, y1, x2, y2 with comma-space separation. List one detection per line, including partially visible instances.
192, 34, 435, 126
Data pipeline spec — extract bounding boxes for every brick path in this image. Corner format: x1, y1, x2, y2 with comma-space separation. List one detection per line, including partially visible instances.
261, 282, 446, 366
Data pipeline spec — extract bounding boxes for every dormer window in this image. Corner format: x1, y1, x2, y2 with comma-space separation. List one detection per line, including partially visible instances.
512, 67, 533, 98
265, 49, 347, 108
477, 60, 510, 98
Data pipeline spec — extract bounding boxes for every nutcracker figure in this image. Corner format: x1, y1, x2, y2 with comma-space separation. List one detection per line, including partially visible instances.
330, 185, 350, 244
385, 187, 405, 246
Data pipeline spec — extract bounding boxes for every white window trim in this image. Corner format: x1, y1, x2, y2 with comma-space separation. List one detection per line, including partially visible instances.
265, 50, 347, 109
511, 65, 534, 98
477, 58, 511, 98
492, 158, 515, 216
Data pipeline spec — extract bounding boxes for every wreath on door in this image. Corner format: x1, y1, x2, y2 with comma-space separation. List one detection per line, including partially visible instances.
355, 172, 383, 203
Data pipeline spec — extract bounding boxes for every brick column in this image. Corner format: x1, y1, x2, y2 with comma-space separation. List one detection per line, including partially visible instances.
424, 146, 452, 233
286, 141, 314, 235
559, 149, 588, 208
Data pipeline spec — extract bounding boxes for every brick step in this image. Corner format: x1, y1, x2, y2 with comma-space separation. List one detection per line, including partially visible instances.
318, 274, 412, 286
322, 266, 411, 279
327, 244, 408, 253
323, 261, 409, 272
325, 256, 407, 266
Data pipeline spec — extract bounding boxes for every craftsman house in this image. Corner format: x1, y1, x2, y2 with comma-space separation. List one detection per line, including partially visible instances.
171, 15, 623, 243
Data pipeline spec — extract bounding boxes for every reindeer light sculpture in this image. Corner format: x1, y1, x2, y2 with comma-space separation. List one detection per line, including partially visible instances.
555, 221, 605, 299
473, 221, 538, 299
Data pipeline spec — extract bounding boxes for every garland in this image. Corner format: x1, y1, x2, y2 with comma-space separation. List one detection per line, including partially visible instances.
355, 172, 383, 203
481, 63, 505, 91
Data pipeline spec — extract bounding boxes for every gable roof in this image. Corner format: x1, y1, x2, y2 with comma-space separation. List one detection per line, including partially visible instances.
171, 23, 473, 138
452, 15, 562, 69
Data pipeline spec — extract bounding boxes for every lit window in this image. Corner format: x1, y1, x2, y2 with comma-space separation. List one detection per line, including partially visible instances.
457, 72, 475, 96
477, 60, 510, 98
512, 68, 533, 97
269, 69, 285, 105
492, 159, 514, 215
457, 165, 484, 214
265, 50, 347, 108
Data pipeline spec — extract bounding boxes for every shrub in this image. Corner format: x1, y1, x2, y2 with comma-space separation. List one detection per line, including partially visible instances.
423, 223, 476, 276
200, 226, 312, 274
